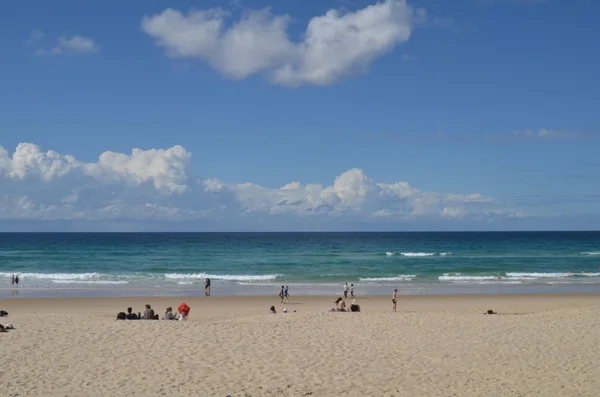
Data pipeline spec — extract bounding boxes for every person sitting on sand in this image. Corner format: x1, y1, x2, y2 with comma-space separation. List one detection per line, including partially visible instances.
178, 302, 190, 321
163, 307, 176, 320
143, 304, 155, 320
125, 307, 139, 320
350, 299, 361, 312
333, 297, 347, 312
270, 306, 276, 314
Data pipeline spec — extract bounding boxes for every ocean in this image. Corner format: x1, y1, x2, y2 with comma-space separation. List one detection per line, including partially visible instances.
1, 232, 600, 298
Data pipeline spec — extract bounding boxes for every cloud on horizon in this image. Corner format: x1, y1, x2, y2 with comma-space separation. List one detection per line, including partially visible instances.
0, 143, 525, 230
141, 0, 419, 86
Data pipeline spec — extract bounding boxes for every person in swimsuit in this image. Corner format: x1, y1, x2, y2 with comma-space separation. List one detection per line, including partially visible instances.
392, 289, 397, 312
334, 297, 347, 312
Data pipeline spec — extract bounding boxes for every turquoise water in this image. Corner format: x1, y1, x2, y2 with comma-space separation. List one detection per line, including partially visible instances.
1, 232, 600, 297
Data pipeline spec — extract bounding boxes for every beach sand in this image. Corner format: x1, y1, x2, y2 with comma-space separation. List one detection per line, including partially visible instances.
1, 293, 600, 396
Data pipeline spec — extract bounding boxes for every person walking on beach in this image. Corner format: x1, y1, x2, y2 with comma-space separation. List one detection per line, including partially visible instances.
392, 289, 397, 312
204, 277, 211, 296
284, 286, 290, 303
343, 282, 348, 298
279, 286, 285, 303
350, 283, 355, 298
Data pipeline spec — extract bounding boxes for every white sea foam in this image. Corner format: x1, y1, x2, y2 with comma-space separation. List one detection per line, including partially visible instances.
51, 280, 129, 285
581, 251, 600, 255
505, 272, 570, 278
0, 272, 101, 280
360, 275, 416, 282
164, 273, 280, 282
439, 275, 497, 281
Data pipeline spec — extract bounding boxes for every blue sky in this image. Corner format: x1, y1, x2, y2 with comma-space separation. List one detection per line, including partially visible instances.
0, 0, 599, 231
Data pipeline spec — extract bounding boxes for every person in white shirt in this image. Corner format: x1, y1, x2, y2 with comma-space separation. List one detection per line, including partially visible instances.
343, 282, 348, 298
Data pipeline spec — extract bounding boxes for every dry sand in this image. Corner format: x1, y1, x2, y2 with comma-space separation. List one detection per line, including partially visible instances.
1, 293, 600, 397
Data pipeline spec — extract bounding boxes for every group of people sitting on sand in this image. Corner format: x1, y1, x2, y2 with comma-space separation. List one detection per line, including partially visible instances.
329, 297, 361, 312
117, 303, 190, 321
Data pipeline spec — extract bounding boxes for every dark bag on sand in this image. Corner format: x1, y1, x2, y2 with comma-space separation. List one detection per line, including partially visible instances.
0, 310, 8, 317
117, 312, 126, 320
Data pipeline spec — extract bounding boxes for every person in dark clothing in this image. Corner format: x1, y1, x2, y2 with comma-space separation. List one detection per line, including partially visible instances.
125, 307, 139, 320
205, 278, 211, 296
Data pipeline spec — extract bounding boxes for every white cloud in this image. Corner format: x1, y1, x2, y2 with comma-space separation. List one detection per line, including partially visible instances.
511, 128, 580, 140
0, 143, 523, 227
35, 35, 99, 56
141, 0, 416, 86
25, 29, 44, 45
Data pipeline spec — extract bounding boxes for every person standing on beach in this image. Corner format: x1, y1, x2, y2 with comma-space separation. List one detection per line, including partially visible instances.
15, 275, 19, 286
343, 282, 348, 298
284, 286, 290, 303
279, 286, 285, 303
392, 289, 397, 312
204, 278, 211, 296
350, 283, 355, 298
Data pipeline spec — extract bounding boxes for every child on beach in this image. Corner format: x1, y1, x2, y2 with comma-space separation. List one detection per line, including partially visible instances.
178, 302, 190, 321
350, 284, 354, 298
392, 289, 397, 312
163, 307, 176, 320
269, 306, 276, 314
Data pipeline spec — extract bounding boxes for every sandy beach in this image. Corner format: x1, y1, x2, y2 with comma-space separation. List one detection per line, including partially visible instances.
2, 293, 600, 396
